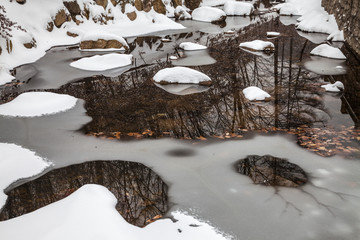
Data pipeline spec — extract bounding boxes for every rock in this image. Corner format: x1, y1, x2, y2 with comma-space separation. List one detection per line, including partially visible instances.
80, 39, 128, 50
134, 0, 143, 11
63, 1, 81, 21
184, 0, 201, 10
6, 40, 13, 53
54, 9, 67, 28
67, 31, 79, 38
153, 0, 166, 14
171, 0, 182, 8
0, 46, 2, 55
127, 11, 137, 21
16, 0, 26, 4
46, 22, 54, 32
211, 15, 226, 24
106, 40, 124, 48
110, 0, 119, 6
95, 0, 108, 9
235, 155, 308, 187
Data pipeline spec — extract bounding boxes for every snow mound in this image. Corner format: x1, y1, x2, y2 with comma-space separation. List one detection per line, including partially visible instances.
192, 7, 226, 23
201, 0, 235, 7
239, 40, 275, 52
0, 67, 15, 86
0, 143, 50, 209
310, 44, 346, 60
154, 83, 210, 95
223, 1, 254, 16
70, 53, 133, 71
0, 184, 230, 240
80, 31, 129, 50
153, 67, 211, 85
274, 0, 316, 16
243, 86, 271, 101
327, 30, 345, 42
321, 81, 344, 92
179, 42, 207, 51
296, 9, 339, 34
0, 92, 77, 117
267, 32, 280, 37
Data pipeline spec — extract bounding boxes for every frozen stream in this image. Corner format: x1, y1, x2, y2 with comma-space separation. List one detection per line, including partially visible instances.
1, 15, 360, 240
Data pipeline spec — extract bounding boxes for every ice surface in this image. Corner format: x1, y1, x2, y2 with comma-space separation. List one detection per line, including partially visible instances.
70, 53, 133, 71
0, 92, 78, 117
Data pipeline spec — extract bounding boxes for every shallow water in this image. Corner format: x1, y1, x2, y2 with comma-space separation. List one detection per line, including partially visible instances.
1, 14, 360, 240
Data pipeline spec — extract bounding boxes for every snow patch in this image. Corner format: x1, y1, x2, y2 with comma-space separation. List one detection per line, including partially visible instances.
192, 7, 226, 23
223, 1, 254, 16
70, 53, 133, 71
310, 44, 346, 60
239, 40, 274, 51
267, 32, 280, 37
321, 81, 344, 92
179, 42, 207, 51
0, 92, 78, 117
243, 86, 271, 101
153, 67, 211, 85
0, 66, 15, 86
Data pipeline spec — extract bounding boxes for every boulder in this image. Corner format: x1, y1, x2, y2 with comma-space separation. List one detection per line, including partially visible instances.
0, 46, 2, 55
16, 0, 26, 4
127, 11, 137, 21
153, 0, 166, 14
63, 1, 81, 21
184, 0, 200, 10
23, 39, 36, 49
95, 0, 108, 9
54, 9, 67, 28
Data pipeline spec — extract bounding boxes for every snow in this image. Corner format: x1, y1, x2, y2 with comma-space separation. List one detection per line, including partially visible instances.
80, 31, 129, 50
200, 0, 235, 7
0, 66, 15, 86
192, 7, 226, 23
175, 6, 192, 20
327, 30, 345, 42
310, 44, 346, 60
70, 53, 133, 71
153, 67, 211, 84
0, 143, 50, 209
267, 32, 280, 37
0, 184, 229, 240
0, 92, 77, 117
321, 81, 344, 92
243, 86, 271, 101
239, 40, 274, 51
154, 83, 210, 95
179, 42, 207, 51
223, 2, 254, 16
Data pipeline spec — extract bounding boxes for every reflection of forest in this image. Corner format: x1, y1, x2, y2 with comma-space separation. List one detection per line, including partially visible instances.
53, 19, 359, 157
0, 161, 168, 227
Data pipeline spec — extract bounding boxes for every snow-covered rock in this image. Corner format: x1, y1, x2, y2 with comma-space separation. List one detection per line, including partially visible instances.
243, 86, 271, 101
70, 53, 133, 71
200, 0, 235, 7
239, 40, 275, 52
153, 67, 212, 86
192, 7, 226, 23
0, 66, 15, 86
267, 32, 280, 38
321, 81, 344, 92
174, 6, 192, 20
327, 30, 345, 42
0, 143, 50, 208
179, 42, 207, 51
0, 185, 230, 240
310, 44, 346, 60
0, 92, 77, 117
80, 31, 129, 50
154, 83, 210, 95
172, 50, 217, 66
223, 1, 254, 16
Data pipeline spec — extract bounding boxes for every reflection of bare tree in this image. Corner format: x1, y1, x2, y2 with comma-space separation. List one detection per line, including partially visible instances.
0, 161, 167, 227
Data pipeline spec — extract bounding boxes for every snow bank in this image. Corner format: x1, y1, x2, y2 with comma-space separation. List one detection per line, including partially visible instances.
0, 66, 15, 86
239, 40, 274, 51
80, 31, 129, 50
174, 6, 191, 20
153, 67, 211, 85
243, 86, 271, 101
200, 0, 235, 7
321, 81, 344, 92
0, 143, 50, 209
192, 7, 226, 23
223, 2, 254, 16
0, 92, 77, 117
70, 53, 133, 71
179, 42, 207, 51
0, 184, 230, 240
327, 30, 345, 42
310, 44, 346, 60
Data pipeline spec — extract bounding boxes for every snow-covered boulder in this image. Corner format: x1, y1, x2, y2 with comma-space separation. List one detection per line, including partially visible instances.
179, 42, 207, 51
327, 30, 345, 42
321, 81, 344, 92
0, 92, 78, 117
153, 67, 212, 86
79, 31, 129, 51
192, 7, 226, 23
239, 40, 275, 52
70, 53, 133, 71
243, 86, 271, 101
0, 66, 15, 86
296, 10, 339, 34
223, 1, 254, 16
174, 6, 192, 20
310, 44, 346, 60
267, 32, 280, 38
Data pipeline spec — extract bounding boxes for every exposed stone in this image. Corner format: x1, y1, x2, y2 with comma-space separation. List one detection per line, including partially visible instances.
23, 39, 36, 49
46, 22, 54, 32
211, 15, 227, 24
80, 39, 128, 50
110, 0, 119, 6
106, 40, 124, 48
127, 11, 137, 21
143, 0, 152, 12
0, 46, 2, 55
95, 0, 108, 9
67, 31, 79, 37
134, 0, 143, 11
54, 9, 67, 28
235, 155, 308, 187
63, 1, 81, 21
171, 0, 182, 8
6, 40, 13, 53
184, 0, 201, 10
322, 0, 360, 56
16, 0, 26, 4
153, 0, 166, 14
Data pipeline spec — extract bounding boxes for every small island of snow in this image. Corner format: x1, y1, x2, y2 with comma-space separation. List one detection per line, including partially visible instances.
310, 44, 346, 60
321, 81, 344, 92
239, 40, 275, 52
0, 92, 77, 117
80, 31, 129, 51
192, 7, 226, 23
243, 86, 271, 101
153, 67, 212, 86
223, 2, 254, 16
70, 53, 133, 71
179, 42, 207, 51
267, 32, 280, 38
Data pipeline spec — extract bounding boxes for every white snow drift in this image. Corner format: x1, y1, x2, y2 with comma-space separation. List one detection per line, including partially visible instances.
192, 7, 226, 23
0, 143, 50, 209
267, 32, 280, 37
0, 67, 15, 86
153, 67, 211, 85
239, 40, 274, 51
0, 184, 229, 240
80, 31, 129, 50
243, 86, 271, 101
223, 1, 254, 16
70, 53, 133, 71
0, 92, 77, 117
321, 81, 344, 92
179, 42, 207, 51
310, 44, 346, 60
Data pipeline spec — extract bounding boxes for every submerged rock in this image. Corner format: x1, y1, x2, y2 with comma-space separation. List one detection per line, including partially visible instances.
235, 155, 308, 187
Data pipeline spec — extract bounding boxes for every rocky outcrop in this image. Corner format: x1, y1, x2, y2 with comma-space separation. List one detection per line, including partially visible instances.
54, 9, 67, 28
80, 39, 129, 50
322, 0, 360, 56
